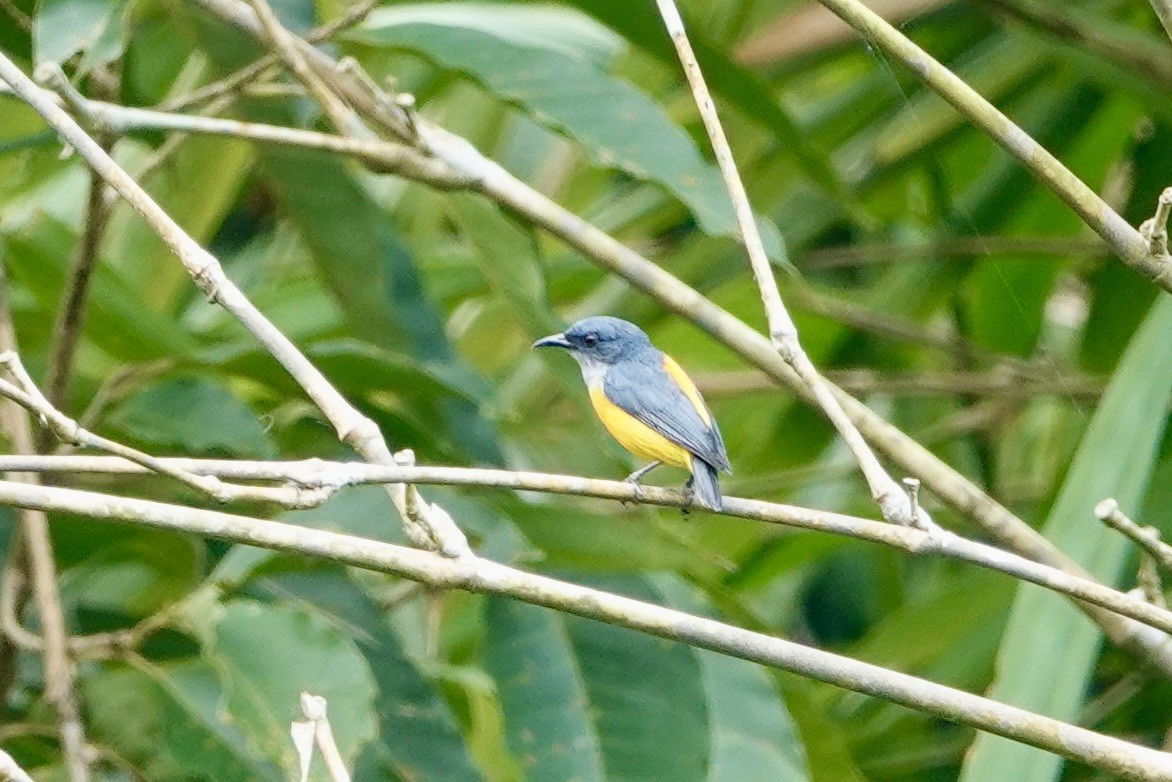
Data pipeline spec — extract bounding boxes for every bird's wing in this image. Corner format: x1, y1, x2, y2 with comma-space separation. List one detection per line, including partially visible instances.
604, 355, 731, 472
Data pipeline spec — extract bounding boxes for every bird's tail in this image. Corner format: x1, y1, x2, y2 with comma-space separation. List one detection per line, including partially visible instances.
689, 456, 723, 511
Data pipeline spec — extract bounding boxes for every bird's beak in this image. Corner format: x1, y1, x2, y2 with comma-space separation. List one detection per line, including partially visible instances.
532, 333, 573, 350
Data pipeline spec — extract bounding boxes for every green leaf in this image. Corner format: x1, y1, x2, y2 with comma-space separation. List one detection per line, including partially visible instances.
84, 661, 283, 782
62, 529, 202, 618
199, 600, 379, 775
547, 0, 865, 221
107, 376, 277, 458
447, 193, 560, 336
485, 573, 800, 781
34, 0, 127, 67
960, 295, 1172, 782
651, 576, 810, 782
252, 564, 486, 782
258, 144, 503, 464
347, 3, 785, 262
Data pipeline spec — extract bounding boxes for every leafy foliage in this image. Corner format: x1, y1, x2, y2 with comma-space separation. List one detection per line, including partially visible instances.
1, 0, 1171, 780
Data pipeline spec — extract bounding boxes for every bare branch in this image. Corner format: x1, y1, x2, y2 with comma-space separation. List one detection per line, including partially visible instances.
0, 353, 331, 507
294, 694, 351, 782
247, 0, 360, 134
654, 0, 929, 528
0, 479, 1168, 781
1097, 499, 1172, 573
161, 0, 380, 113
0, 749, 35, 782
2, 454, 1171, 636
814, 0, 1172, 289
1152, 0, 1172, 46
0, 263, 90, 782
0, 54, 469, 556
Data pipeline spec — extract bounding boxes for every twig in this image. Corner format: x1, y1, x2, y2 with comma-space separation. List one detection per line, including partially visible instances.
1, 454, 1170, 634
0, 479, 1168, 781
1097, 499, 1172, 573
247, 0, 360, 135
1152, 0, 1172, 46
41, 161, 110, 426
1138, 555, 1167, 609
655, 0, 930, 529
696, 367, 1104, 399
0, 262, 90, 782
160, 0, 380, 113
123, 0, 1172, 672
799, 236, 1107, 269
292, 694, 351, 782
0, 352, 332, 508
1140, 188, 1172, 259
0, 749, 35, 782
0, 54, 469, 557
812, 0, 1172, 289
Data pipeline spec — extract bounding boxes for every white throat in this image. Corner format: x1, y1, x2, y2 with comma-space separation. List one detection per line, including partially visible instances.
571, 353, 608, 389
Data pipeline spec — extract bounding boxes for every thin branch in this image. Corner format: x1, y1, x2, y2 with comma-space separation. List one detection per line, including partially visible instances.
0, 55, 469, 557
0, 262, 90, 782
247, 0, 360, 134
654, 0, 929, 528
0, 749, 35, 782
0, 480, 1168, 781
813, 0, 1172, 289
41, 161, 110, 427
1140, 188, 1172, 259
160, 0, 380, 113
1097, 499, 1172, 573
1138, 555, 1167, 609
1152, 0, 1172, 46
0, 0, 30, 32
295, 694, 351, 782
697, 367, 1104, 399
0, 352, 331, 507
55, 0, 1172, 673
2, 454, 1171, 635
799, 236, 1106, 269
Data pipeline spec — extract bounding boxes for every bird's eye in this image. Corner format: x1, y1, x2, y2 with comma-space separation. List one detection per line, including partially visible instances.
584, 333, 599, 347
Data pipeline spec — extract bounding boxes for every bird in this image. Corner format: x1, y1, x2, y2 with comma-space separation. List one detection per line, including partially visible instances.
533, 316, 731, 510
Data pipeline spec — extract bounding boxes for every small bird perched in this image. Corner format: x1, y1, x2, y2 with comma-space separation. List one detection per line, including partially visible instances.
534, 316, 731, 510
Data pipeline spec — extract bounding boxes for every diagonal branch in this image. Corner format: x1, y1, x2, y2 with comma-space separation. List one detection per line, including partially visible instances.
0, 55, 468, 557
179, 0, 1172, 675
0, 352, 331, 507
0, 478, 1169, 781
0, 262, 89, 782
812, 0, 1172, 289
655, 0, 928, 529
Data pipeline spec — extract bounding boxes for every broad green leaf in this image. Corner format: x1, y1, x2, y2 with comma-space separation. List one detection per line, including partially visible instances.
251, 564, 485, 782
448, 193, 560, 336
347, 3, 786, 262
2, 214, 197, 363
62, 529, 202, 618
258, 145, 503, 464
486, 573, 799, 781
483, 596, 605, 782
106, 376, 277, 458
960, 295, 1172, 782
34, 0, 127, 67
545, 0, 864, 220
192, 600, 378, 776
84, 661, 283, 782
651, 576, 810, 781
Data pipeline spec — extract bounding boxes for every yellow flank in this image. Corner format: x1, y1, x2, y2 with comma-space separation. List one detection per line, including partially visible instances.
588, 386, 692, 469
662, 354, 711, 426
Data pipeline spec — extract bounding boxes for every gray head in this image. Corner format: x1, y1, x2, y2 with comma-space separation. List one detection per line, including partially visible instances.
532, 316, 655, 366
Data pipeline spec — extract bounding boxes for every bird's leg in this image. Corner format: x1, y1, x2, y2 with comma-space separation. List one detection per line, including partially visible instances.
623, 460, 662, 503
681, 476, 695, 516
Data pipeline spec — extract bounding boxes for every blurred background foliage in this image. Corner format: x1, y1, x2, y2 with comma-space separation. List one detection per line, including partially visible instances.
1, 0, 1171, 779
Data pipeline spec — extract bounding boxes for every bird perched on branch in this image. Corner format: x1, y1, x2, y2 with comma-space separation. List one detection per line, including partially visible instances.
534, 316, 731, 510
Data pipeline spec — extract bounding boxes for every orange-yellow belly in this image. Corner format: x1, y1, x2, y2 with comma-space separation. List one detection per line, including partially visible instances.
588, 386, 691, 469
